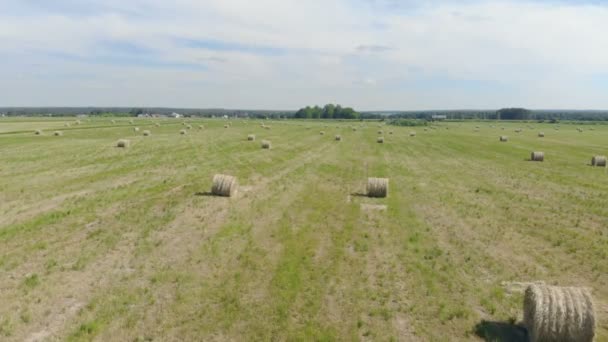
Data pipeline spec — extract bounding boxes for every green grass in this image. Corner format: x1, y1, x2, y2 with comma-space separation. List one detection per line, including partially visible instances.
0, 117, 606, 341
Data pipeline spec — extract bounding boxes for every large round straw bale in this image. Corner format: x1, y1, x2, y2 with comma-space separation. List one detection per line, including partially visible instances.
180, 129, 187, 135
367, 178, 389, 198
378, 130, 383, 135
64, 123, 71, 127
54, 131, 63, 136
524, 284, 595, 342
186, 125, 192, 130
515, 128, 522, 133
155, 123, 161, 127
531, 151, 544, 162
352, 128, 357, 131
247, 134, 255, 141
320, 131, 325, 135
224, 124, 229, 128
129, 119, 134, 124
538, 132, 545, 137
261, 140, 271, 149
116, 139, 130, 148
335, 135, 342, 141
134, 127, 140, 132
377, 137, 384, 143
265, 126, 271, 130
500, 136, 508, 142
591, 156, 606, 167
143, 130, 151, 136
34, 129, 42, 135
198, 125, 204, 129
410, 131, 416, 137
111, 119, 116, 124
211, 174, 238, 197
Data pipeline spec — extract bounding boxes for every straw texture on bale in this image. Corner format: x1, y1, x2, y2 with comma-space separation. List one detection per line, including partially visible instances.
378, 130, 383, 135
54, 131, 63, 136
410, 132, 417, 137
180, 129, 187, 135
320, 131, 325, 135
500, 136, 508, 142
155, 123, 160, 127
224, 125, 229, 128
247, 134, 255, 141
198, 125, 204, 129
367, 178, 389, 198
591, 156, 606, 167
538, 132, 545, 137
531, 151, 545, 162
377, 137, 384, 143
143, 130, 151, 136
524, 284, 595, 342
335, 135, 342, 141
116, 139, 130, 148
186, 125, 192, 129
261, 140, 271, 149
211, 174, 238, 197
35, 129, 42, 135
134, 127, 140, 132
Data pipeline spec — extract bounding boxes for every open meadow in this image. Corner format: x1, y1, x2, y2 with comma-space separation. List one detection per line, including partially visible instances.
0, 117, 607, 341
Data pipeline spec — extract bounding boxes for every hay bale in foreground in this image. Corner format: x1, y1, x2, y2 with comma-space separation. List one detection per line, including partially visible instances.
410, 131, 416, 137
54, 131, 63, 136
247, 134, 255, 141
116, 139, 130, 148
143, 130, 151, 136
531, 151, 544, 162
367, 177, 389, 198
538, 132, 545, 137
524, 284, 595, 342
180, 129, 187, 135
335, 135, 342, 141
377, 137, 384, 143
500, 136, 508, 142
591, 155, 606, 167
211, 174, 238, 197
261, 140, 271, 149
34, 129, 42, 135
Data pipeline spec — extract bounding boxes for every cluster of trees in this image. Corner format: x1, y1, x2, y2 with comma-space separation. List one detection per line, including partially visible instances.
496, 108, 531, 120
388, 119, 428, 127
294, 104, 359, 119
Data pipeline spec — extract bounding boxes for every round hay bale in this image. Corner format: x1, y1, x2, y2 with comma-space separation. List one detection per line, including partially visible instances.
53, 131, 63, 136
111, 120, 116, 124
352, 128, 357, 131
198, 125, 204, 130
134, 127, 140, 132
377, 130, 383, 135
531, 151, 544, 162
410, 131, 416, 137
116, 139, 130, 148
538, 132, 545, 138
335, 135, 342, 141
591, 156, 606, 167
211, 174, 238, 197
34, 129, 42, 135
320, 131, 325, 135
515, 128, 522, 133
389, 131, 393, 135
247, 134, 255, 141
186, 125, 192, 130
524, 284, 595, 342
180, 129, 187, 135
224, 124, 229, 128
64, 123, 71, 127
265, 126, 271, 130
377, 137, 385, 143
367, 177, 389, 198
129, 120, 134, 125
261, 140, 271, 149
143, 130, 151, 136
155, 123, 160, 127
500, 136, 508, 142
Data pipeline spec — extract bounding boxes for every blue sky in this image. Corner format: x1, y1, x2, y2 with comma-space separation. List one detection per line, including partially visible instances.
1, 0, 608, 110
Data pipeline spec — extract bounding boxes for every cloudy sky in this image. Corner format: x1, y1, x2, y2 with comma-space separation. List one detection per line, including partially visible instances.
1, 0, 608, 110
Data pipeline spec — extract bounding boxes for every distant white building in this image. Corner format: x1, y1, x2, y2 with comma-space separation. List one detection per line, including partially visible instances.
170, 112, 182, 118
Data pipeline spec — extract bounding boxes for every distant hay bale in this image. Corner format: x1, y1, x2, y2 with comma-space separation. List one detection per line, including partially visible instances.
155, 123, 160, 127
500, 136, 508, 142
515, 128, 522, 133
410, 131, 416, 137
53, 131, 63, 136
186, 125, 192, 130
591, 155, 606, 167
265, 126, 271, 130
116, 139, 130, 148
64, 123, 71, 127
180, 129, 187, 135
352, 128, 357, 131
577, 128, 583, 132
224, 124, 229, 128
75, 120, 81, 125
129, 120, 134, 124
531, 151, 544, 162
198, 125, 204, 129
111, 120, 116, 124
143, 130, 151, 136
524, 284, 595, 342
320, 131, 325, 135
377, 137, 384, 143
389, 131, 393, 135
538, 132, 545, 137
182, 122, 186, 126
261, 140, 271, 149
34, 129, 42, 135
211, 174, 238, 197
335, 135, 342, 141
247, 134, 255, 141
367, 177, 389, 198
134, 127, 140, 132
424, 128, 428, 131
378, 130, 383, 135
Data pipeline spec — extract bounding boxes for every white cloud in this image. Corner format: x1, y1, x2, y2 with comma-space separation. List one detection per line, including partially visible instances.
1, 0, 608, 109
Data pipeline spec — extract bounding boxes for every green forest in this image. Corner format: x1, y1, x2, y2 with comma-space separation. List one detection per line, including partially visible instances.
294, 104, 359, 119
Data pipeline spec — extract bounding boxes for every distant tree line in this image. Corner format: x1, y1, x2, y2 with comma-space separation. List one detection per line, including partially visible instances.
294, 104, 359, 119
